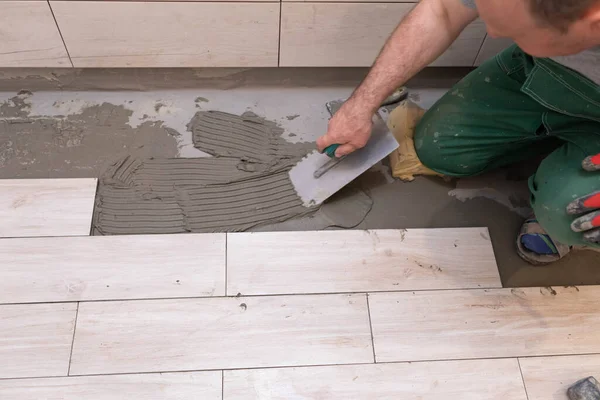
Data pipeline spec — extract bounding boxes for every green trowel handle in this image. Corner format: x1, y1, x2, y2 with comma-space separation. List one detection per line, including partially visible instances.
324, 144, 340, 158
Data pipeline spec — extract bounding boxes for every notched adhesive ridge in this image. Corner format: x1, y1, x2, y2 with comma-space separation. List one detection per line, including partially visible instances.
188, 110, 312, 164
94, 111, 319, 235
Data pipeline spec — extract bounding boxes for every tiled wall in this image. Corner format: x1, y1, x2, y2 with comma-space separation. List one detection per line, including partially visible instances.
0, 0, 510, 67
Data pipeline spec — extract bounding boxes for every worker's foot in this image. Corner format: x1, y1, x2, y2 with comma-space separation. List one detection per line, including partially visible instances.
387, 101, 445, 181
516, 217, 571, 265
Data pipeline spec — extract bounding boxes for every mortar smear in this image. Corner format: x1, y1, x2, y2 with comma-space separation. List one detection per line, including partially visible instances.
188, 111, 312, 164
95, 161, 310, 235
94, 111, 319, 235
0, 93, 179, 178
102, 155, 269, 188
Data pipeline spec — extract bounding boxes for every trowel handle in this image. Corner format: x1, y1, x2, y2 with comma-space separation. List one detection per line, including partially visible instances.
323, 144, 340, 158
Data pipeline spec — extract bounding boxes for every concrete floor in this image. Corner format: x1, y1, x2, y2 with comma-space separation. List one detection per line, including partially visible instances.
1, 67, 598, 288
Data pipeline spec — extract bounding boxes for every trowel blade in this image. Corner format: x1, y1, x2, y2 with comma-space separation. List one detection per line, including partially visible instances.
289, 112, 398, 206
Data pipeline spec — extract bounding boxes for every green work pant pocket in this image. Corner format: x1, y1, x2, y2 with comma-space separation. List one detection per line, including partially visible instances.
522, 59, 600, 124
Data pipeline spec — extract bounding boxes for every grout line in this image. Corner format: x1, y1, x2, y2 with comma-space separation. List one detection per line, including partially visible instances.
224, 234, 228, 296
66, 302, 80, 376
0, 286, 514, 307
4, 353, 598, 382
0, 362, 373, 381
0, 234, 91, 240
472, 33, 488, 67
365, 293, 377, 363
0, 227, 489, 241
285, 0, 424, 1
88, 179, 100, 236
0, 230, 215, 241
517, 358, 531, 400
221, 370, 225, 400
281, 0, 420, 2
47, 1, 74, 68
277, 0, 283, 66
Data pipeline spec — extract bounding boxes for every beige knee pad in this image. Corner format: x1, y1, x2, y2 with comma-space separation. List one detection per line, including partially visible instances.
387, 101, 444, 181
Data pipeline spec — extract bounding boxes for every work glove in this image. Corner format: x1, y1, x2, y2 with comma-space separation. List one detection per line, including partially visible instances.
568, 153, 600, 244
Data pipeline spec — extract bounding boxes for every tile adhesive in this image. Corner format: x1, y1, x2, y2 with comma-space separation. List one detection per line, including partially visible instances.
94, 111, 369, 234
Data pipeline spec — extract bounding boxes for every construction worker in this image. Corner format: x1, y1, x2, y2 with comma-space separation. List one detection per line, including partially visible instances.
317, 0, 600, 265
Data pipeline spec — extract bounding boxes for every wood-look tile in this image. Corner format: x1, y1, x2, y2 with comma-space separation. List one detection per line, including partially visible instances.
369, 286, 600, 362
0, 234, 225, 303
0, 371, 222, 399
0, 179, 96, 238
228, 229, 500, 296
224, 359, 528, 399
0, 303, 77, 379
70, 294, 373, 375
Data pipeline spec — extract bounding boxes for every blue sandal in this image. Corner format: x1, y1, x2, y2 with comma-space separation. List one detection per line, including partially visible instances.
516, 218, 571, 265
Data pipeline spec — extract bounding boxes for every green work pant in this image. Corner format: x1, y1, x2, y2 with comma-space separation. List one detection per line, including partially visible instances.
415, 45, 600, 247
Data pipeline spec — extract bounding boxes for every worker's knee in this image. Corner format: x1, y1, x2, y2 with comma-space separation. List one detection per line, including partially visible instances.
530, 146, 600, 247
414, 106, 487, 177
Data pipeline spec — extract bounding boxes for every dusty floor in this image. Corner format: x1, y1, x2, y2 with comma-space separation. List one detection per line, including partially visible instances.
1, 67, 598, 287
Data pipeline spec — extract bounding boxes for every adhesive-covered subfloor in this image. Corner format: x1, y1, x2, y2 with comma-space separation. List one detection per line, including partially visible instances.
0, 67, 598, 287
95, 111, 317, 235
189, 110, 313, 163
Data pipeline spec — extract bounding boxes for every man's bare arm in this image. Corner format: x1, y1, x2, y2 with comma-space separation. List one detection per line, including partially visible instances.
317, 0, 478, 157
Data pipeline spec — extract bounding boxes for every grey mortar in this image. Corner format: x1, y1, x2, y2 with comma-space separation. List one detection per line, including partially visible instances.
94, 111, 330, 234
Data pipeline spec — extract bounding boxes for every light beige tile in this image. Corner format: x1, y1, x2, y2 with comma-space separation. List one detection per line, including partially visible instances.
227, 228, 500, 296
519, 355, 600, 400
0, 178, 96, 238
55, 0, 276, 2
224, 359, 528, 400
282, 0, 417, 2
0, 1, 71, 67
0, 371, 222, 400
280, 3, 486, 67
51, 1, 280, 67
0, 303, 77, 379
70, 294, 373, 375
369, 286, 600, 362
0, 234, 225, 303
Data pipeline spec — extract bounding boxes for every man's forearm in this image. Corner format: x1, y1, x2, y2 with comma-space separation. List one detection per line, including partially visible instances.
349, 0, 478, 114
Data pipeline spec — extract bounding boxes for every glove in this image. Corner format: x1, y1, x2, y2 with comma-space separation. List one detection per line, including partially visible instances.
568, 153, 600, 244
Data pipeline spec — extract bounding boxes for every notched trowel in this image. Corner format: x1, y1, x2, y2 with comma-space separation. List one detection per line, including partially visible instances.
289, 103, 399, 207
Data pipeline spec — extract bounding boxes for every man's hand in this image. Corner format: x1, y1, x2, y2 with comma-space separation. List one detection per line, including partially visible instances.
315, 0, 478, 157
568, 153, 600, 244
316, 100, 374, 158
